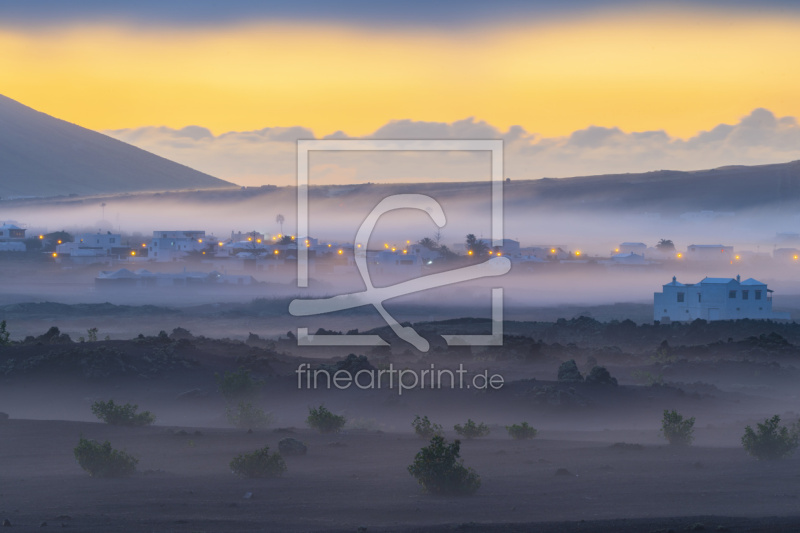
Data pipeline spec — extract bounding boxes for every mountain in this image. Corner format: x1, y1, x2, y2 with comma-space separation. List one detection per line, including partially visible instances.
0, 95, 235, 198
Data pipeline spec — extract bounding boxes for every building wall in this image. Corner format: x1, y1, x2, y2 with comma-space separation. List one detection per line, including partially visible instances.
655, 280, 777, 322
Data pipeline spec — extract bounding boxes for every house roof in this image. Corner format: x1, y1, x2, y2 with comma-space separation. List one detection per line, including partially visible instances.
620, 242, 646, 246
699, 277, 736, 284
0, 224, 23, 230
688, 244, 731, 248
740, 278, 766, 286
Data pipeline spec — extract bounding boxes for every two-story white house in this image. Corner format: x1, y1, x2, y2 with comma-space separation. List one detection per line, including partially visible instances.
654, 275, 790, 322
57, 232, 121, 259
148, 230, 207, 262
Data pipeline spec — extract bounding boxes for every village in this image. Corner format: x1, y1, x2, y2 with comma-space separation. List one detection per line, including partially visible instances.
0, 220, 796, 323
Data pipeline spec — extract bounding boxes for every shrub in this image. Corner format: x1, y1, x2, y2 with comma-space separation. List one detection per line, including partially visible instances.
408, 436, 481, 495
454, 419, 490, 439
226, 401, 273, 429
506, 422, 538, 440
230, 446, 286, 478
74, 437, 138, 478
585, 366, 618, 386
87, 327, 98, 342
557, 359, 583, 382
91, 400, 156, 426
660, 409, 695, 446
0, 320, 9, 345
412, 415, 443, 439
306, 405, 346, 433
742, 415, 800, 460
215, 367, 264, 401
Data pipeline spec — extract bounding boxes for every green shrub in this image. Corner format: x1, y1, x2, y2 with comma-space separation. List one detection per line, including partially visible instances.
74, 437, 138, 478
412, 415, 443, 439
742, 415, 800, 460
226, 401, 273, 429
87, 327, 98, 342
506, 422, 538, 440
660, 409, 695, 446
306, 405, 346, 433
230, 446, 286, 478
91, 400, 155, 426
215, 367, 264, 401
454, 419, 490, 439
408, 436, 481, 495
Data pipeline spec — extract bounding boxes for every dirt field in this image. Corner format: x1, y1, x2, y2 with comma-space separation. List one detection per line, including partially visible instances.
2, 418, 800, 532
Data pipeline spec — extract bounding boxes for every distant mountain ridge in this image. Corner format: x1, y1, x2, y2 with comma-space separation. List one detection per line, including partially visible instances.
0, 95, 235, 198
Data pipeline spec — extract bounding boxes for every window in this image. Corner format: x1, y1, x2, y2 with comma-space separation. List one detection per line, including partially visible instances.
677, 292, 685, 303
742, 290, 749, 300
698, 293, 702, 303
755, 290, 762, 300
729, 290, 736, 298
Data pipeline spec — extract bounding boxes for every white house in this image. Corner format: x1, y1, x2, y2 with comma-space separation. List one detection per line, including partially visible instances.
0, 223, 26, 242
654, 275, 790, 322
149, 230, 207, 262
57, 232, 122, 259
618, 242, 647, 254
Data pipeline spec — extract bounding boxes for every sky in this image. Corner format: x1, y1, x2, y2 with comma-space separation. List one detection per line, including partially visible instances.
2, 1, 800, 185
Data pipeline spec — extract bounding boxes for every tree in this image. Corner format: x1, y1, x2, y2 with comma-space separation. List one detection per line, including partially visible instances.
276, 214, 285, 235
465, 234, 488, 258
656, 239, 676, 252
418, 237, 437, 250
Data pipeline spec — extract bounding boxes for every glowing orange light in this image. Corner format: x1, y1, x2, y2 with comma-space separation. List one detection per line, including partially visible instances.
794, 255, 798, 260
468, 250, 473, 256
202, 251, 206, 255
141, 243, 146, 247
274, 250, 279, 255
218, 242, 224, 247
391, 247, 396, 252
735, 255, 740, 260
256, 239, 262, 243
198, 239, 203, 243
488, 251, 493, 255
497, 252, 502, 256
575, 250, 582, 256
677, 253, 683, 258
51, 252, 57, 258
384, 243, 389, 249
327, 244, 331, 248
615, 248, 619, 253
57, 240, 62, 244
357, 244, 361, 248
550, 248, 556, 254
402, 249, 407, 254
248, 237, 252, 241
337, 249, 343, 255
130, 251, 136, 256
38, 235, 44, 240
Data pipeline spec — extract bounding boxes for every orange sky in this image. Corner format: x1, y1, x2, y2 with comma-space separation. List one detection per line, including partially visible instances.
2, 7, 799, 138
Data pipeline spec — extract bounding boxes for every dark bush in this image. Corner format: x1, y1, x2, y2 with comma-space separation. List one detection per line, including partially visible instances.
506, 422, 538, 440
585, 366, 618, 386
412, 415, 443, 439
91, 400, 155, 427
306, 405, 346, 433
230, 446, 286, 478
215, 367, 264, 401
557, 359, 583, 382
226, 401, 272, 429
454, 419, 490, 439
660, 409, 695, 446
408, 436, 480, 495
74, 437, 138, 478
742, 415, 799, 460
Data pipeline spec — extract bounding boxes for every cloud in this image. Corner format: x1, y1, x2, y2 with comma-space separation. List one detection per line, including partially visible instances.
103, 108, 800, 187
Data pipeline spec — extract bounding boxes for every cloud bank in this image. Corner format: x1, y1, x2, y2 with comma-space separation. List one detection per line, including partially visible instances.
106, 108, 800, 187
